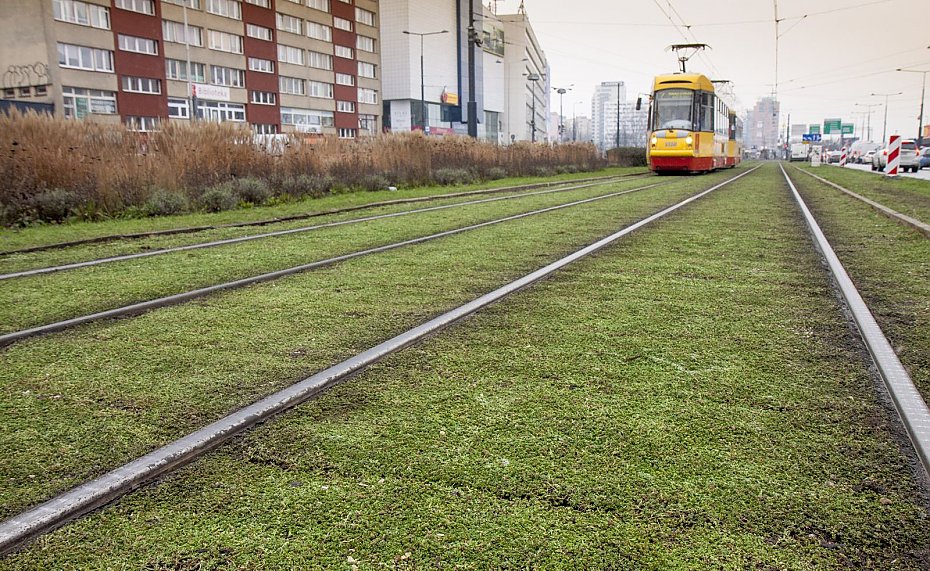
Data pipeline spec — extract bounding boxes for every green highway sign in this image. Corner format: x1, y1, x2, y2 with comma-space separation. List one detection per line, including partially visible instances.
841, 123, 854, 135
809, 124, 820, 134
824, 119, 842, 134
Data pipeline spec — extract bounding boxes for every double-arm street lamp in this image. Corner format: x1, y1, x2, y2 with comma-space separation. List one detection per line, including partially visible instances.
403, 29, 448, 135
552, 85, 573, 142
897, 67, 929, 147
871, 91, 903, 145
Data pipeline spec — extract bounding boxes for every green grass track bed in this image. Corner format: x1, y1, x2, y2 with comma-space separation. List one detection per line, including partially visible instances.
5, 163, 929, 568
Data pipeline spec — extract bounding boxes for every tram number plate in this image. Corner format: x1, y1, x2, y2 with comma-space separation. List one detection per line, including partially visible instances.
665, 141, 677, 147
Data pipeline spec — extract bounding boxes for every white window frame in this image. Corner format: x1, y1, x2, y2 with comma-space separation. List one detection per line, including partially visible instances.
335, 73, 355, 86
333, 17, 352, 32
163, 20, 204, 46
277, 44, 304, 65
206, 0, 242, 20
358, 88, 378, 104
197, 100, 246, 122
211, 65, 246, 87
163, 0, 200, 7
307, 51, 333, 70
276, 13, 302, 35
53, 0, 110, 29
307, 0, 329, 12
356, 35, 375, 53
57, 43, 114, 73
121, 76, 162, 94
250, 90, 276, 105
336, 100, 355, 113
166, 59, 205, 83
307, 80, 334, 99
244, 0, 269, 6
248, 57, 275, 74
306, 22, 331, 41
357, 61, 376, 79
280, 106, 334, 130
126, 116, 160, 132
62, 86, 117, 118
246, 23, 273, 41
118, 34, 158, 55
334, 45, 353, 59
279, 76, 305, 95
114, 0, 155, 15
355, 7, 375, 26
168, 97, 190, 119
338, 127, 356, 139
208, 30, 243, 54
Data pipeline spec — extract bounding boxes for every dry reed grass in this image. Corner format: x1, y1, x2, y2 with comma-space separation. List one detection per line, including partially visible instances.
0, 110, 605, 225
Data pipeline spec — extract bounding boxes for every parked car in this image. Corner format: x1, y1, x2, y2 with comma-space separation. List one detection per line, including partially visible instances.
861, 150, 876, 165
827, 150, 843, 164
920, 147, 930, 169
871, 140, 921, 172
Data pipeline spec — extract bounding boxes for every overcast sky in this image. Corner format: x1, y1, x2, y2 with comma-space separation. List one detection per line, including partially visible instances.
494, 0, 928, 142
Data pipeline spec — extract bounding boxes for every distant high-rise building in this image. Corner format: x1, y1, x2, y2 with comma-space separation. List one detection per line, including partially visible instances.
744, 96, 781, 151
590, 81, 647, 151
573, 115, 592, 143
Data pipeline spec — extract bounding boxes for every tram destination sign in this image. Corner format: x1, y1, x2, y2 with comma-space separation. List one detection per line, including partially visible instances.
823, 119, 842, 134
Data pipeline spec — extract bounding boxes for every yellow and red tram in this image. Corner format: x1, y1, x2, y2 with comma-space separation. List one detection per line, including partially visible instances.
646, 73, 742, 173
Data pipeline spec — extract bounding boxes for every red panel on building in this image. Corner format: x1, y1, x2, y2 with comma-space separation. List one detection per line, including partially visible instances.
110, 1, 167, 120
243, 0, 280, 129
331, 1, 358, 133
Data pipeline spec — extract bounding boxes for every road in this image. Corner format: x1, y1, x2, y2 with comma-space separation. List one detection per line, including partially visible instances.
827, 161, 930, 181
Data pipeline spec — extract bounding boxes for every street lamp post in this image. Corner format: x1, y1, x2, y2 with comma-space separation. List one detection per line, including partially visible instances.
871, 91, 903, 144
403, 29, 448, 135
854, 102, 882, 142
897, 68, 929, 147
552, 85, 572, 143
527, 73, 541, 142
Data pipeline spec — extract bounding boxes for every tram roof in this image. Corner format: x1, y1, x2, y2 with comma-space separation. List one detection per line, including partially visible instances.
653, 73, 715, 93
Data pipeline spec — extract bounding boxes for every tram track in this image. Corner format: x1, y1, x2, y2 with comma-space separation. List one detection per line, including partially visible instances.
0, 172, 646, 258
791, 166, 930, 238
0, 179, 670, 348
0, 166, 759, 555
780, 164, 930, 477
0, 175, 650, 281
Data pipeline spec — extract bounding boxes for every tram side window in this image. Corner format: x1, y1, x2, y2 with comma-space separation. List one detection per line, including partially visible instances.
697, 92, 714, 133
653, 89, 694, 131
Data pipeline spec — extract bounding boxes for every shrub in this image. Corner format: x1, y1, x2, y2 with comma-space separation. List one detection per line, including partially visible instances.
279, 174, 334, 199
33, 189, 80, 222
485, 167, 508, 181
144, 189, 188, 217
234, 177, 271, 205
532, 166, 556, 177
199, 182, 238, 212
359, 174, 391, 192
433, 168, 476, 186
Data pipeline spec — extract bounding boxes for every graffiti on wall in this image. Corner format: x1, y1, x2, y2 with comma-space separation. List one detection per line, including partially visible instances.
3, 63, 49, 89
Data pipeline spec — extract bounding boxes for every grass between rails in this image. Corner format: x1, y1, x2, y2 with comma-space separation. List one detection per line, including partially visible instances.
0, 174, 643, 276
795, 164, 930, 224
0, 170, 732, 520
5, 163, 929, 568
0, 167, 638, 253
790, 169, 930, 403
0, 175, 690, 335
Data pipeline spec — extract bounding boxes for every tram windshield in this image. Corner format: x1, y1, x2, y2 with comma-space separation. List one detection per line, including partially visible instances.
652, 89, 694, 131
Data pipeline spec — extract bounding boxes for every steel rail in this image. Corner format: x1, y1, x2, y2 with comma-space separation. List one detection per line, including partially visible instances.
781, 164, 930, 477
0, 173, 646, 257
0, 181, 670, 349
793, 166, 930, 238
0, 165, 759, 556
0, 177, 645, 281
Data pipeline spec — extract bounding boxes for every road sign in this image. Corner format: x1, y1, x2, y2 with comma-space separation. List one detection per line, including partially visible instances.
809, 124, 821, 134
824, 119, 842, 134
802, 134, 822, 142
841, 123, 854, 135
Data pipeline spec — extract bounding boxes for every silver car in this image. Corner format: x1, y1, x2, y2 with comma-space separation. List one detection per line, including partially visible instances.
872, 140, 921, 172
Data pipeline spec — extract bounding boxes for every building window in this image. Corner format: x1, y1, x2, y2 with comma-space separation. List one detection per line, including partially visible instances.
246, 23, 273, 41
53, 0, 110, 29
338, 128, 356, 139
250, 91, 276, 105
206, 0, 241, 19
126, 116, 160, 132
118, 34, 158, 55
163, 0, 200, 7
359, 113, 376, 134
121, 76, 162, 94
211, 65, 246, 87
166, 59, 206, 82
197, 100, 246, 122
279, 76, 305, 95
306, 22, 331, 41
307, 51, 333, 70
163, 20, 204, 46
245, 0, 270, 5
334, 45, 353, 59
62, 87, 117, 118
356, 35, 375, 53
355, 7, 375, 26
307, 0, 329, 11
280, 106, 334, 132
358, 88, 377, 104
168, 97, 190, 118
335, 73, 354, 86
57, 43, 114, 73
35, 85, 48, 96
248, 57, 275, 73
336, 100, 355, 113
308, 80, 333, 99
208, 30, 243, 53
253, 124, 278, 134
2, 88, 15, 99
333, 17, 352, 32
276, 13, 302, 35
278, 45, 304, 65
114, 0, 155, 15
357, 61, 376, 79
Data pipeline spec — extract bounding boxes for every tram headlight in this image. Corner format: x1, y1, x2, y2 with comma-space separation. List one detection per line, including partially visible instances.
685, 136, 693, 146
651, 136, 658, 146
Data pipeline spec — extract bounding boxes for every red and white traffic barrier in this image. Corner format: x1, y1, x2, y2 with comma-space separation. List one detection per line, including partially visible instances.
840, 146, 847, 166
886, 135, 901, 177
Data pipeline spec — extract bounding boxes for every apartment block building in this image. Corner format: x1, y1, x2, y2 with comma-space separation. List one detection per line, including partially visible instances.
0, 0, 381, 137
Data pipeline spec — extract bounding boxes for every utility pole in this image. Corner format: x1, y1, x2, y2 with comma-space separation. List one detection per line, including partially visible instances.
872, 91, 902, 144
466, 0, 479, 138
527, 73, 541, 142
854, 102, 882, 142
